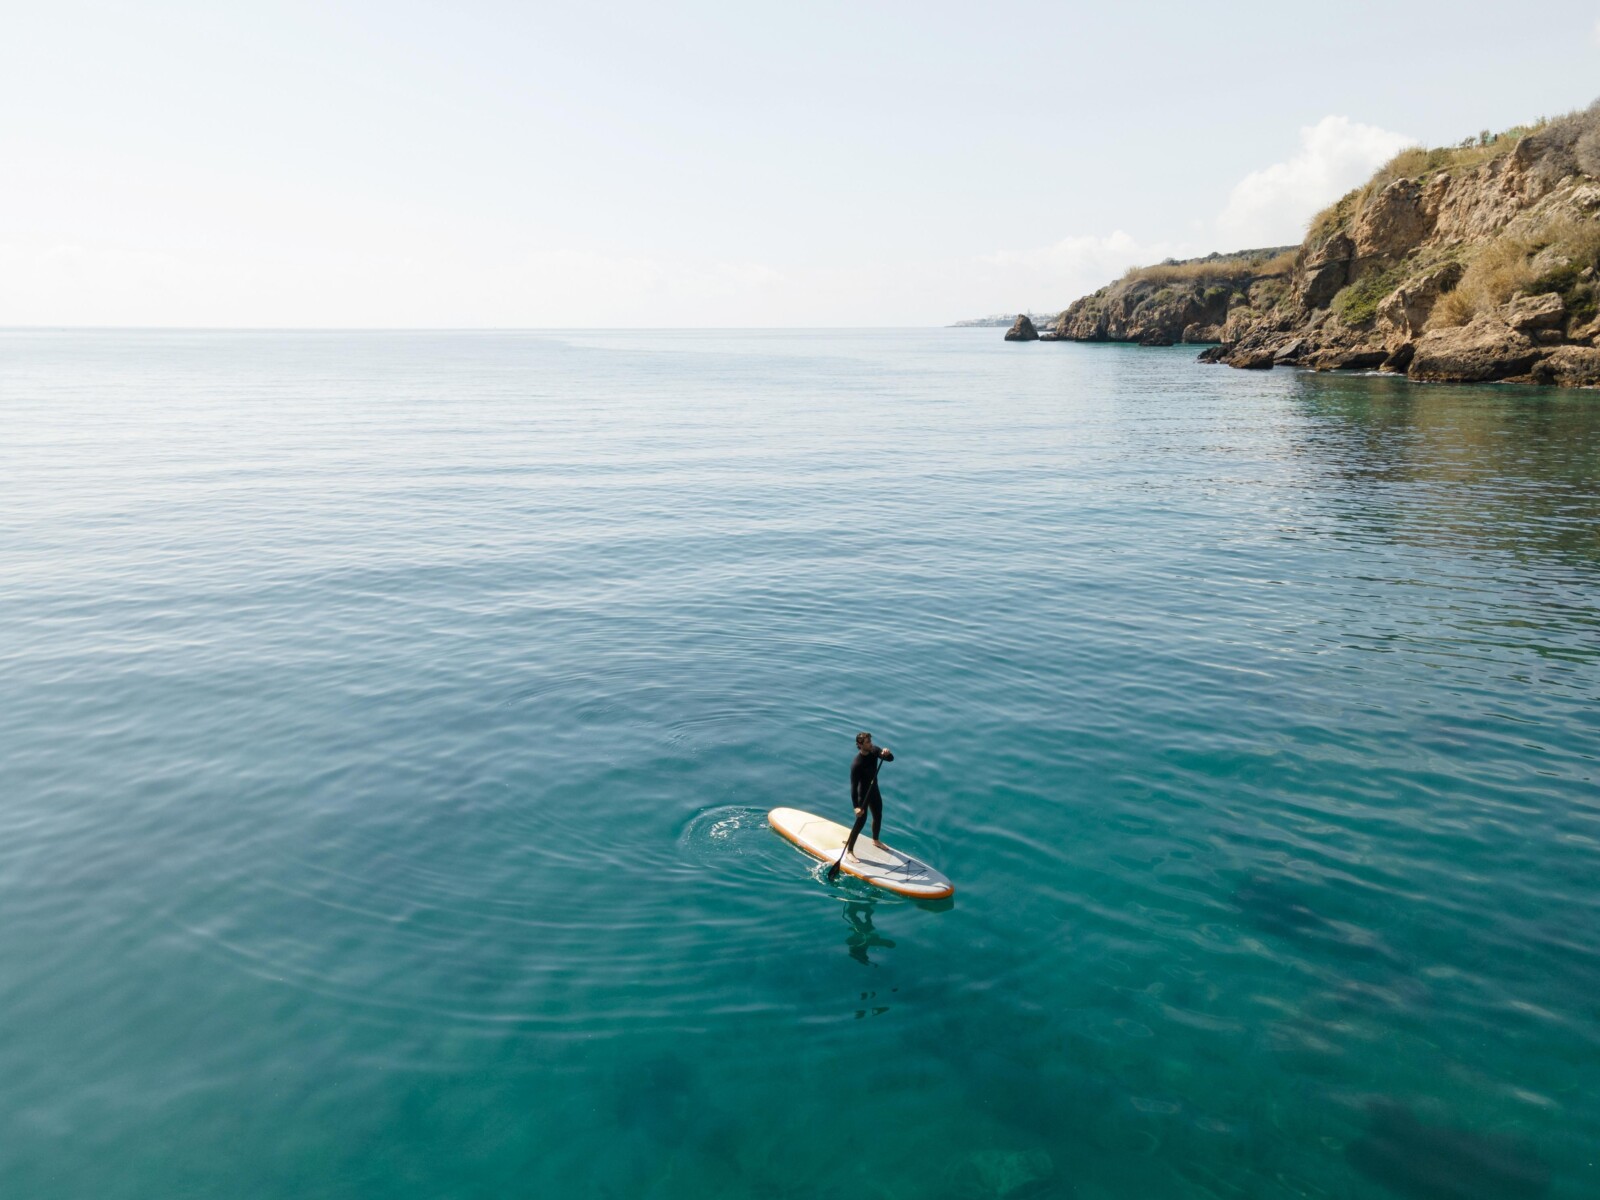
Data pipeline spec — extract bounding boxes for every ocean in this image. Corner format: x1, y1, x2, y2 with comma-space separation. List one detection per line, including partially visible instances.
2, 328, 1597, 1199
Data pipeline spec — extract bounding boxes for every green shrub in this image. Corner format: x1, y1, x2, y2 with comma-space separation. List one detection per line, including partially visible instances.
1332, 264, 1405, 326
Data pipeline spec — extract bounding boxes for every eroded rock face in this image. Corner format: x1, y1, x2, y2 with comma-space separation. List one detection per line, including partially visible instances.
1409, 316, 1541, 382
1353, 179, 1436, 266
1503, 292, 1566, 332
1182, 321, 1225, 343
1431, 136, 1552, 243
1298, 234, 1353, 309
1004, 314, 1039, 342
1376, 261, 1465, 341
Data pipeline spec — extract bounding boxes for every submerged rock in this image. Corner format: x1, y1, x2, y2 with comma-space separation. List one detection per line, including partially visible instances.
1347, 1102, 1550, 1200
950, 1149, 1058, 1199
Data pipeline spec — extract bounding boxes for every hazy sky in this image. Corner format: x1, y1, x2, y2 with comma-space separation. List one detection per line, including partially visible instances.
4, 1, 1599, 327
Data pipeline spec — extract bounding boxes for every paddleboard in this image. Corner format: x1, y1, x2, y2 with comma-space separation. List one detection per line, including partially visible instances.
767, 807, 954, 899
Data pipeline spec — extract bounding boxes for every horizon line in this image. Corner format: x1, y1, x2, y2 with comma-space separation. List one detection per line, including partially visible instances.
0, 324, 998, 333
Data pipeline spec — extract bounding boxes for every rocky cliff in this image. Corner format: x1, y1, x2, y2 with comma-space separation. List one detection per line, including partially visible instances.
1055, 102, 1600, 387
1052, 248, 1296, 345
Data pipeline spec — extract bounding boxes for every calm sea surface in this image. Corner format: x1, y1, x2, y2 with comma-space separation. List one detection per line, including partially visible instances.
2, 329, 1598, 1200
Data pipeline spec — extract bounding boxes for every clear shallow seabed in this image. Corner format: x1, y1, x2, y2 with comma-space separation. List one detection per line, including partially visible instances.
2, 329, 1597, 1200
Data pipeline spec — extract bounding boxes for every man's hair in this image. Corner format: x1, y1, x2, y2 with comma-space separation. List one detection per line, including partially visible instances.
855, 731, 872, 750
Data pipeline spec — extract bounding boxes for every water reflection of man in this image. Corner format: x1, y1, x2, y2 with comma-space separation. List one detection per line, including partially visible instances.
843, 901, 895, 966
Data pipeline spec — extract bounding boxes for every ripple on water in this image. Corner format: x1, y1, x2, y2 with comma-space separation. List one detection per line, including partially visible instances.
4, 332, 1599, 1199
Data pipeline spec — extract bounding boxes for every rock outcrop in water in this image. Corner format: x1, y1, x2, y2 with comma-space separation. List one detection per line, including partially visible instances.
1047, 100, 1600, 387
1004, 313, 1040, 341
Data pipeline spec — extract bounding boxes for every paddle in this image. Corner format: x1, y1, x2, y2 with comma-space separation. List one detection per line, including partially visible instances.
827, 755, 883, 883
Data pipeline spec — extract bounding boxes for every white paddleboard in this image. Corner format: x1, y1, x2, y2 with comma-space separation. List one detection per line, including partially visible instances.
768, 807, 955, 899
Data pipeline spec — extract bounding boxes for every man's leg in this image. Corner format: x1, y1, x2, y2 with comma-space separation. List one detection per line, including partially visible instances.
869, 794, 884, 846
841, 806, 869, 859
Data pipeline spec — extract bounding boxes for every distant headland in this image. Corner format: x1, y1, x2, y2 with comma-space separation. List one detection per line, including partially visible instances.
1000, 101, 1600, 387
950, 313, 1057, 328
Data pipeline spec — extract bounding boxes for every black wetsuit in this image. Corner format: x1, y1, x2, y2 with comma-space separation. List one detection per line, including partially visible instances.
844, 747, 894, 855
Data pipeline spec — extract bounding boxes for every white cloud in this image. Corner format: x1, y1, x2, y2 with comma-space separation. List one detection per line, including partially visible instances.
1215, 115, 1415, 246
1594, 16, 1600, 47
975, 230, 1198, 309
970, 113, 1416, 318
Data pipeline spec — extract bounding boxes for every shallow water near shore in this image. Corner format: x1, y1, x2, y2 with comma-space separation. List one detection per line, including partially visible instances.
3, 328, 1598, 1199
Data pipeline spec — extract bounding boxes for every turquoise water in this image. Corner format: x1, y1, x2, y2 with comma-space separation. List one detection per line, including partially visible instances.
2, 329, 1597, 1200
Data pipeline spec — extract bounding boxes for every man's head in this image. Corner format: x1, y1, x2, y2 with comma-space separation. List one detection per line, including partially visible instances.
856, 731, 873, 752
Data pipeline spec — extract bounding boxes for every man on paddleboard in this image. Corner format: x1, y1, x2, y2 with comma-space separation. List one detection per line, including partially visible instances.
828, 731, 893, 880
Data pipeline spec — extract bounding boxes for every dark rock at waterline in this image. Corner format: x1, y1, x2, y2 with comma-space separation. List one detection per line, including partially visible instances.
1532, 344, 1600, 385
1196, 343, 1231, 364
1309, 346, 1389, 371
1346, 1102, 1550, 1200
1004, 314, 1040, 342
1137, 331, 1175, 346
1382, 342, 1416, 372
1232, 348, 1276, 369
1408, 316, 1542, 383
1272, 336, 1308, 364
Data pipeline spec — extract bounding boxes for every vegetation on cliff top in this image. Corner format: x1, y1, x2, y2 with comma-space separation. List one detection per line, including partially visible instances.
1310, 102, 1600, 249
1305, 101, 1600, 335
1117, 248, 1295, 288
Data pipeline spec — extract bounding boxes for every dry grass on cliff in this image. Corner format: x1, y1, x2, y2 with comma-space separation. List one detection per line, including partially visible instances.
1306, 118, 1562, 250
1431, 242, 1532, 327
1432, 215, 1600, 327
1119, 249, 1294, 288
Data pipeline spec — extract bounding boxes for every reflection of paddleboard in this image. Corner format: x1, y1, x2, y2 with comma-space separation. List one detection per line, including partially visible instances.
767, 807, 955, 899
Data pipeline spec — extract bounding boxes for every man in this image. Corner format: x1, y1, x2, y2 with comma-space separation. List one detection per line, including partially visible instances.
828, 731, 894, 881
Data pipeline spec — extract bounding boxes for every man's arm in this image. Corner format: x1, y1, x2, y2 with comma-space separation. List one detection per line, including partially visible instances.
878, 748, 894, 762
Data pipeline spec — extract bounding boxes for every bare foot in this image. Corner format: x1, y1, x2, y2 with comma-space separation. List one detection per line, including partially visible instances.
872, 839, 887, 849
